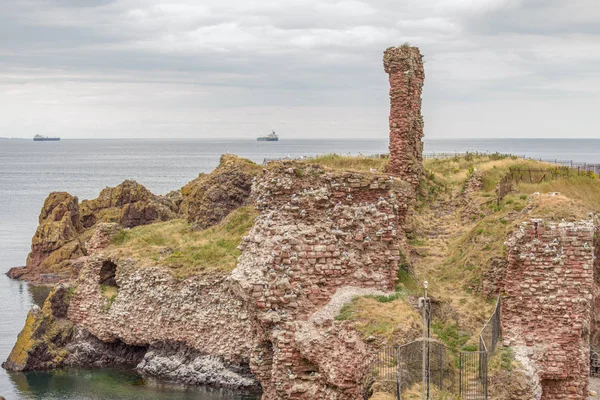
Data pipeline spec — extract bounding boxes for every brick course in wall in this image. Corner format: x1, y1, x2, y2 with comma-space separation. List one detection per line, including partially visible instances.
383, 45, 425, 189
503, 219, 595, 400
233, 162, 413, 399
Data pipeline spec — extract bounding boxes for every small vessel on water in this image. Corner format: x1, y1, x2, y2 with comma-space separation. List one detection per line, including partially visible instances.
33, 134, 60, 142
257, 131, 279, 142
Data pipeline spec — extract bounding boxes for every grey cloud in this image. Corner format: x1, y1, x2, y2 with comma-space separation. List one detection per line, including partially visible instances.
0, 0, 599, 139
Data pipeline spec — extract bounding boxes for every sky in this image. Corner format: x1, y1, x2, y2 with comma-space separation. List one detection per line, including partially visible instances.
1, 0, 599, 140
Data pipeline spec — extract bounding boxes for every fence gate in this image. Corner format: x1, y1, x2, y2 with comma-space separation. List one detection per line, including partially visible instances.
363, 296, 501, 400
459, 351, 487, 400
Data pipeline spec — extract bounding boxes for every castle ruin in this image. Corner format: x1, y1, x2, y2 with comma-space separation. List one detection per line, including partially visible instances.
383, 45, 425, 189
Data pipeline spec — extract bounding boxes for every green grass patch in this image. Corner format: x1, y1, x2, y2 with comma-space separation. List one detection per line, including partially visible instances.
108, 206, 258, 278
300, 153, 389, 173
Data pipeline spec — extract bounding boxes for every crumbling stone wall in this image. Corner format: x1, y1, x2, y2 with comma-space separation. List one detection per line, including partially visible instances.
68, 256, 258, 388
503, 219, 595, 400
591, 219, 600, 350
383, 45, 425, 189
233, 162, 413, 399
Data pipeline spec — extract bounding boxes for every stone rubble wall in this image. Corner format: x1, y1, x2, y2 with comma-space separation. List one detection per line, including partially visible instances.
233, 162, 412, 399
68, 256, 257, 388
383, 45, 425, 189
591, 218, 600, 350
503, 219, 595, 400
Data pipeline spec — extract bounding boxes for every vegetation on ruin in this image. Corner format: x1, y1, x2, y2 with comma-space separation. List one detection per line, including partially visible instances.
108, 206, 258, 278
340, 153, 599, 351
101, 285, 118, 310
300, 153, 390, 173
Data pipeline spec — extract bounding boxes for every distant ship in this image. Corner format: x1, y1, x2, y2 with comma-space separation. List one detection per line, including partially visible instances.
257, 131, 279, 142
33, 134, 60, 142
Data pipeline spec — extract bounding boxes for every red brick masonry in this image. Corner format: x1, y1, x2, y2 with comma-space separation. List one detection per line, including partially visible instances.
503, 219, 595, 400
383, 45, 425, 189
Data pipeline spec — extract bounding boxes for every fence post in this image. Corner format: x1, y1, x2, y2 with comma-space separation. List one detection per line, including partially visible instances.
439, 344, 443, 391
397, 349, 401, 400
459, 353, 462, 398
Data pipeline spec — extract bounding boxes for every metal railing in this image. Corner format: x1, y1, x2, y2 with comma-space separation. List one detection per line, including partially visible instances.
363, 296, 502, 400
424, 152, 600, 175
591, 350, 600, 378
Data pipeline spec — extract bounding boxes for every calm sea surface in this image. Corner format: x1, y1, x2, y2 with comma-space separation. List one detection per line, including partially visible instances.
1, 138, 600, 399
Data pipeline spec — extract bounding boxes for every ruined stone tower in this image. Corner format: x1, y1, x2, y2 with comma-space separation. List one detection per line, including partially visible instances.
383, 45, 425, 188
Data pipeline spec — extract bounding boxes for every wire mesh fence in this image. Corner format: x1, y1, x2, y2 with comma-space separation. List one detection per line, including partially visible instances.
479, 296, 501, 356
423, 152, 600, 175
363, 340, 456, 400
363, 296, 502, 400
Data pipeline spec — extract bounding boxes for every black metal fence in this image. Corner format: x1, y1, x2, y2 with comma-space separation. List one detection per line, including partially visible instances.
591, 350, 600, 378
363, 340, 455, 400
364, 296, 502, 400
459, 351, 487, 399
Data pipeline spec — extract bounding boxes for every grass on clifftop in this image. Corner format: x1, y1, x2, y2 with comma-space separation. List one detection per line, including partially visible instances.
109, 206, 258, 278
300, 154, 390, 173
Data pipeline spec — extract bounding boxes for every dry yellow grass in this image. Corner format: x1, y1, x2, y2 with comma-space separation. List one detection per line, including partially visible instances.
301, 154, 389, 173
108, 206, 258, 278
369, 392, 397, 400
337, 294, 422, 342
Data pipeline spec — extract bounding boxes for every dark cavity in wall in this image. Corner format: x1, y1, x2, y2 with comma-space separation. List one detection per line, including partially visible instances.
99, 260, 118, 287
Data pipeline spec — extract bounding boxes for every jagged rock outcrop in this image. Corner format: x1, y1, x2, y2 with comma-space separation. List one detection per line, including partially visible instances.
8, 180, 179, 283
8, 192, 84, 280
180, 154, 262, 230
2, 285, 145, 372
80, 180, 178, 228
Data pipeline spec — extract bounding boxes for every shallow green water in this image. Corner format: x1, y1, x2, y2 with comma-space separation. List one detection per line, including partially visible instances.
8, 368, 259, 400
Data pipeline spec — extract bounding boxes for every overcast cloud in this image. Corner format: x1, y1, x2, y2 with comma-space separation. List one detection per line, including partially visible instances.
1, 0, 599, 139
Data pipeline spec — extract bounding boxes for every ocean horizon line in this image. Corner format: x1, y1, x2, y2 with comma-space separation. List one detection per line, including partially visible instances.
2, 137, 600, 141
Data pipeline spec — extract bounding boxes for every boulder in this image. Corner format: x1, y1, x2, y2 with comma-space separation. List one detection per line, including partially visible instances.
180, 155, 261, 230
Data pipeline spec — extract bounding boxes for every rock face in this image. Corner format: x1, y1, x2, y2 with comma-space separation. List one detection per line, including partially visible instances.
138, 342, 257, 388
8, 181, 179, 283
7, 192, 85, 281
503, 219, 595, 399
489, 348, 542, 400
383, 45, 425, 189
2, 285, 145, 372
80, 180, 178, 229
180, 155, 261, 230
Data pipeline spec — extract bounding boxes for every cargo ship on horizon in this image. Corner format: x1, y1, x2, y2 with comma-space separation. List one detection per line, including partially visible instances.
33, 134, 60, 142
257, 131, 278, 141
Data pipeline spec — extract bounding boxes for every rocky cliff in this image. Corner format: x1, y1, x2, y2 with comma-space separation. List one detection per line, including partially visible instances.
180, 154, 262, 230
4, 158, 413, 398
7, 180, 179, 283
7, 155, 260, 284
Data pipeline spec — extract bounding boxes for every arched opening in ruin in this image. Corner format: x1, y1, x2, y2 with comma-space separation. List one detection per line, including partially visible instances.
99, 260, 118, 287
